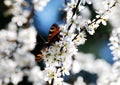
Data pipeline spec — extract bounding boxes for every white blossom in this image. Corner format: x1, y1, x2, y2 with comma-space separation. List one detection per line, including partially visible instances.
11, 72, 23, 85
17, 26, 37, 51
109, 27, 120, 60
27, 66, 45, 85
97, 61, 120, 85
32, 0, 50, 11
0, 30, 17, 58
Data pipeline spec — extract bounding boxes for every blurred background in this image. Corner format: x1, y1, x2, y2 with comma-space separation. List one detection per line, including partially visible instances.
0, 0, 115, 85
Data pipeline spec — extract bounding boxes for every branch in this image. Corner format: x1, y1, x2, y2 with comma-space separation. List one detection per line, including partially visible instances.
72, 0, 81, 17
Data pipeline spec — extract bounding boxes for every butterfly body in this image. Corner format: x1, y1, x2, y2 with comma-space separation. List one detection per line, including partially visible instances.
35, 24, 61, 62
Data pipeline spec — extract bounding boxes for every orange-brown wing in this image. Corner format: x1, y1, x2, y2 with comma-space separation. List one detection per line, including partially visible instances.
36, 24, 60, 62
48, 24, 60, 43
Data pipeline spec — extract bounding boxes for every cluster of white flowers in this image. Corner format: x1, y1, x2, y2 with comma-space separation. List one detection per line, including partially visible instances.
1, 0, 120, 85
107, 2, 120, 83
42, 25, 79, 84
32, 0, 50, 11
0, 29, 17, 58
64, 0, 117, 36
0, 25, 45, 84
109, 28, 120, 60
1, 1, 48, 84
1, 0, 51, 84
97, 60, 120, 85
93, 0, 120, 85
70, 52, 120, 85
108, 0, 120, 60
4, 0, 30, 26
72, 52, 112, 85
4, 0, 50, 27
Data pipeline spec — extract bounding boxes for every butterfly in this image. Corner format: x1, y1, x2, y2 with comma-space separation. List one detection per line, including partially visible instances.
35, 24, 61, 62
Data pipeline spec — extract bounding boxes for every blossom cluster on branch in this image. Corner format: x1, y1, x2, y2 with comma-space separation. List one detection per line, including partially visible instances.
109, 28, 120, 60
0, 0, 120, 85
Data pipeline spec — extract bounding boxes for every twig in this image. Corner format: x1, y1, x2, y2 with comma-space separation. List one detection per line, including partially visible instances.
72, 0, 81, 17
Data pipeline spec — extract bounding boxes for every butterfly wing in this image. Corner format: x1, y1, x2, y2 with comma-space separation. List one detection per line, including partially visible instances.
36, 24, 61, 62
48, 24, 60, 43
